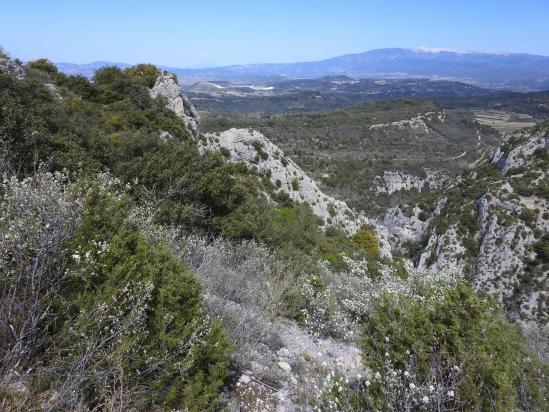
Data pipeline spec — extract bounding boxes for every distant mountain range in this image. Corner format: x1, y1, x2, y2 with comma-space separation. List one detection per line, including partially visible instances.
56, 48, 549, 91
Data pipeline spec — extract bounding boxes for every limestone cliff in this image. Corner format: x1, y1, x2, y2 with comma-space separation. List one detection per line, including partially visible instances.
375, 169, 448, 195
384, 125, 548, 324
151, 72, 392, 254
149, 73, 201, 138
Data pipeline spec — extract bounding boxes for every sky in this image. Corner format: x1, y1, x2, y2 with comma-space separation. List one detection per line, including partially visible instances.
1, 0, 548, 67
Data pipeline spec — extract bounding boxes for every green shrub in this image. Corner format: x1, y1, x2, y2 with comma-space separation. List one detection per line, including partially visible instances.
64, 189, 232, 410
28, 58, 59, 75
291, 178, 299, 191
418, 210, 430, 222
359, 283, 548, 411
123, 63, 162, 88
520, 207, 537, 225
353, 227, 380, 257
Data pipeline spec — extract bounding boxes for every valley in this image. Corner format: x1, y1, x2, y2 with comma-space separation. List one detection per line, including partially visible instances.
1, 45, 548, 411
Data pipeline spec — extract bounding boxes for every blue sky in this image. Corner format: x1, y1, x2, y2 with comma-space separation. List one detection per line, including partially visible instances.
1, 0, 548, 67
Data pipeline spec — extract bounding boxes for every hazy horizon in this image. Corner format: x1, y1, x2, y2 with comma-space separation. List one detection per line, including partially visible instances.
47, 46, 549, 71
1, 0, 549, 67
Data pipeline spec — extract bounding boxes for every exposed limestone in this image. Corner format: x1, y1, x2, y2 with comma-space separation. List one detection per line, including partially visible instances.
492, 129, 547, 173
153, 76, 393, 255
150, 73, 201, 138
408, 127, 548, 324
369, 111, 445, 133
418, 225, 468, 273
375, 169, 448, 195
202, 128, 366, 234
200, 128, 393, 256
45, 83, 62, 100
383, 205, 433, 248
0, 50, 25, 78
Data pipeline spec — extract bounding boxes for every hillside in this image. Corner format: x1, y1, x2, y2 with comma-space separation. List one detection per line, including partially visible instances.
202, 100, 502, 215
1, 50, 548, 411
382, 124, 549, 324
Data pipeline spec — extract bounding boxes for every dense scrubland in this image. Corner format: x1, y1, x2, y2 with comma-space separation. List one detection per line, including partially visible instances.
0, 51, 547, 410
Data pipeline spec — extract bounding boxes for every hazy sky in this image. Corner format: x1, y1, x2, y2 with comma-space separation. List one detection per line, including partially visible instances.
1, 0, 548, 67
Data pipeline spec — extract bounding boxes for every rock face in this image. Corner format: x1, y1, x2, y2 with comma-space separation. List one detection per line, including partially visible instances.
369, 111, 446, 132
153, 76, 394, 254
0, 50, 25, 78
375, 169, 448, 195
45, 83, 62, 100
150, 73, 201, 138
393, 126, 548, 324
383, 204, 435, 247
492, 129, 547, 173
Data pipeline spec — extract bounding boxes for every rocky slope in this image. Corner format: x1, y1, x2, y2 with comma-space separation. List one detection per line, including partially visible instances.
150, 74, 393, 256
375, 169, 448, 195
147, 70, 549, 328
200, 128, 395, 255
201, 128, 364, 233
151, 69, 547, 326
384, 125, 548, 325
0, 50, 25, 78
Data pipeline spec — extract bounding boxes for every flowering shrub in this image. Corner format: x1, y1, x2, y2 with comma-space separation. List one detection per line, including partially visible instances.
357, 283, 548, 411
0, 170, 83, 373
0, 176, 232, 410
60, 187, 232, 410
299, 254, 460, 340
311, 282, 548, 411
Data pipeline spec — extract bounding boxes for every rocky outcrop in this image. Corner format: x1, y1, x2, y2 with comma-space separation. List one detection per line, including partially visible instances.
383, 203, 440, 248
407, 126, 548, 324
152, 75, 393, 254
369, 111, 446, 133
45, 83, 62, 100
202, 129, 363, 231
0, 50, 25, 78
150, 73, 201, 138
417, 225, 468, 273
491, 129, 547, 174
375, 169, 448, 195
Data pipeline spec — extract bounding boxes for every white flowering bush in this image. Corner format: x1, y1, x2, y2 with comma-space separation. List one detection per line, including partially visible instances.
47, 279, 155, 410
128, 210, 301, 368
355, 283, 548, 411
0, 170, 83, 373
0, 176, 233, 410
311, 281, 548, 411
299, 254, 460, 340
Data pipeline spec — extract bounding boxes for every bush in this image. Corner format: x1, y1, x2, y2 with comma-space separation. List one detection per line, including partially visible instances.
353, 227, 380, 257
61, 188, 232, 410
358, 283, 548, 411
123, 63, 162, 88
520, 207, 537, 225
0, 178, 232, 411
291, 177, 299, 191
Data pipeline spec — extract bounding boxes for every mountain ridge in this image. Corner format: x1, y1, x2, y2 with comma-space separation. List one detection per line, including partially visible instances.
55, 47, 549, 91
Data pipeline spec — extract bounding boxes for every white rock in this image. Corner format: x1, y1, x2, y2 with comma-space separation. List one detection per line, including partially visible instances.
238, 374, 251, 384
277, 361, 292, 372
201, 128, 369, 235
277, 347, 291, 358
150, 73, 200, 138
0, 51, 25, 78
